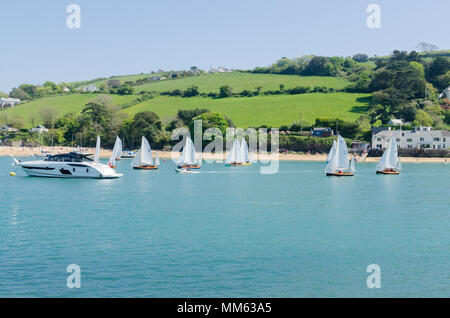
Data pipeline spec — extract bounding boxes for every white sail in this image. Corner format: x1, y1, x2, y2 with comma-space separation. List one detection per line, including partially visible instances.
336, 135, 349, 170
178, 137, 196, 165
94, 135, 101, 163
326, 140, 336, 163
325, 140, 337, 173
325, 135, 349, 173
155, 152, 160, 166
376, 138, 398, 171
349, 155, 356, 173
397, 157, 402, 171
116, 138, 122, 160
226, 138, 241, 164
140, 136, 154, 165
131, 148, 141, 167
240, 139, 249, 162
108, 136, 122, 167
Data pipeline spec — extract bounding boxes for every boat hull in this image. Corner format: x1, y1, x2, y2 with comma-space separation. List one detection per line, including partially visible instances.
133, 165, 158, 170
175, 168, 197, 174
225, 162, 252, 166
376, 170, 400, 175
17, 160, 122, 179
177, 165, 201, 169
326, 172, 354, 177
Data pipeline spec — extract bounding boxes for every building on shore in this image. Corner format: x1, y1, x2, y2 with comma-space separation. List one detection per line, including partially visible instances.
311, 127, 333, 137
372, 126, 449, 150
0, 124, 19, 133
30, 125, 49, 134
0, 98, 21, 109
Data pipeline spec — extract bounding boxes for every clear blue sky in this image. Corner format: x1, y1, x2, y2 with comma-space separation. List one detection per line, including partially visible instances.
0, 0, 448, 93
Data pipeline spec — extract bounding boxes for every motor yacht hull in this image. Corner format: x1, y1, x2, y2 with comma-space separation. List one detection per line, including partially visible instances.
16, 159, 122, 179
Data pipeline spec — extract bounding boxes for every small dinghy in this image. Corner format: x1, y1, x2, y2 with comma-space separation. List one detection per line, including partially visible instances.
131, 136, 159, 170
325, 135, 355, 176
176, 136, 201, 170
376, 138, 401, 175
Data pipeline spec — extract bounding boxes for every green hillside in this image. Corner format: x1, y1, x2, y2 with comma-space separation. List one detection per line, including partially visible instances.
123, 93, 370, 127
134, 72, 350, 94
4, 94, 137, 126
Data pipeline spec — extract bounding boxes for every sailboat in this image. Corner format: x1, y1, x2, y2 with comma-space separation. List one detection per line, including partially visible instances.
376, 138, 401, 175
240, 139, 251, 166
326, 140, 336, 164
131, 136, 159, 170
176, 136, 201, 170
225, 138, 251, 166
325, 135, 354, 176
108, 136, 122, 168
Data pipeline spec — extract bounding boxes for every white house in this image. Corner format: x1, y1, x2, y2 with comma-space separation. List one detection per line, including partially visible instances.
388, 119, 404, 125
30, 125, 49, 133
62, 87, 70, 93
83, 84, 97, 92
439, 86, 450, 99
372, 126, 450, 150
0, 98, 21, 109
0, 124, 19, 133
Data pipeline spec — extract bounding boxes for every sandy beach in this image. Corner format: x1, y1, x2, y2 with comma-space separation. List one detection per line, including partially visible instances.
1, 146, 448, 163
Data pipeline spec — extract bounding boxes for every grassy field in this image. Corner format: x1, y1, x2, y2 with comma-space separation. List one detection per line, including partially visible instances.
3, 94, 137, 127
70, 73, 162, 89
134, 72, 351, 94
123, 93, 370, 127
2, 73, 369, 128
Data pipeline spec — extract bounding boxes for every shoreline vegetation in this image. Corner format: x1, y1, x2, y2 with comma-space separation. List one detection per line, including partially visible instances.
1, 146, 448, 163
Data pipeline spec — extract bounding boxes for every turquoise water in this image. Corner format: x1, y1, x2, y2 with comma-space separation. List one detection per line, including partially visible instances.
0, 156, 449, 297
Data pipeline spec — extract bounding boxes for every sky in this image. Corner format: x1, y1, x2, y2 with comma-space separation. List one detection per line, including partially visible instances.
0, 0, 449, 93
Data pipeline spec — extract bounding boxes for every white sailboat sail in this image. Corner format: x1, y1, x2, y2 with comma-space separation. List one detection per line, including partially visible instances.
325, 140, 337, 173
131, 136, 154, 167
325, 135, 349, 173
240, 139, 249, 163
155, 152, 160, 166
178, 137, 196, 165
140, 136, 154, 165
326, 140, 336, 163
108, 136, 122, 167
397, 157, 402, 171
336, 135, 349, 170
131, 148, 141, 167
349, 155, 356, 173
94, 135, 101, 163
376, 138, 398, 171
226, 138, 241, 164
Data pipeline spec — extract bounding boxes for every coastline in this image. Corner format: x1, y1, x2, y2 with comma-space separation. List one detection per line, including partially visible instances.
1, 146, 448, 163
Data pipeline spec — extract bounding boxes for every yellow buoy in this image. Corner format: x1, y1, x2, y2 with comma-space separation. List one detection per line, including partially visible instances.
10, 172, 16, 176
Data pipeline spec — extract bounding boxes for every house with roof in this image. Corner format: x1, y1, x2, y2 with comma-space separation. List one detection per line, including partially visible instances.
1, 98, 21, 109
311, 127, 333, 137
83, 84, 97, 92
372, 126, 450, 150
0, 124, 19, 133
30, 125, 49, 134
439, 86, 450, 99
388, 118, 404, 126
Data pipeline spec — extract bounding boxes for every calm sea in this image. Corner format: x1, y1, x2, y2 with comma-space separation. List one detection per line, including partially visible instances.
0, 156, 449, 297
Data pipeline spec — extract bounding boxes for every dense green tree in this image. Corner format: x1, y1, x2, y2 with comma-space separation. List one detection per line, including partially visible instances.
127, 111, 167, 148
352, 54, 369, 62
38, 107, 59, 128
182, 85, 200, 97
219, 85, 233, 98
413, 110, 433, 127
9, 87, 30, 100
